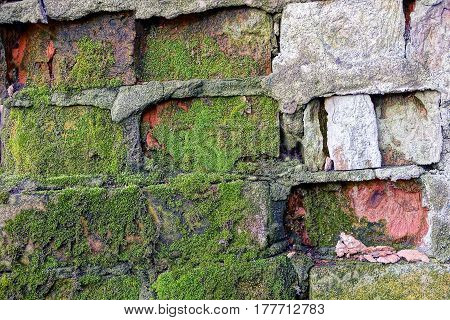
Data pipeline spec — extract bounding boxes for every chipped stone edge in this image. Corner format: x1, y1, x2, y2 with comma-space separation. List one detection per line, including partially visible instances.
3, 78, 269, 122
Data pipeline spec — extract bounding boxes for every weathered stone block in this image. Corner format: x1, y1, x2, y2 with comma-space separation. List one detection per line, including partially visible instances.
280, 99, 327, 171
310, 262, 450, 299
273, 0, 404, 70
0, 0, 44, 24
43, 0, 295, 21
375, 91, 442, 165
303, 99, 327, 171
0, 36, 6, 98
286, 180, 429, 248
138, 8, 272, 81
2, 13, 135, 90
420, 174, 450, 262
147, 175, 274, 251
0, 186, 154, 299
1, 102, 127, 176
141, 96, 279, 173
407, 0, 450, 99
325, 95, 381, 170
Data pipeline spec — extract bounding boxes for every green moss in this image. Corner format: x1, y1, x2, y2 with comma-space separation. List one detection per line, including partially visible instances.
55, 36, 122, 92
310, 262, 450, 300
0, 190, 9, 204
146, 173, 294, 299
14, 84, 51, 107
303, 187, 355, 247
153, 255, 297, 300
46, 279, 76, 300
148, 97, 279, 173
2, 103, 127, 176
75, 275, 141, 300
141, 35, 260, 81
0, 186, 155, 299
147, 174, 259, 267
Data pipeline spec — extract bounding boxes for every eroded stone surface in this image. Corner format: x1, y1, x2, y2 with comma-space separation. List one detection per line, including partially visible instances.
0, 0, 44, 24
273, 0, 404, 70
375, 91, 442, 165
346, 180, 428, 245
420, 174, 450, 262
407, 0, 450, 100
137, 8, 272, 81
2, 13, 135, 88
285, 180, 429, 248
43, 0, 297, 21
325, 95, 381, 170
310, 262, 450, 299
0, 36, 6, 98
140, 96, 279, 173
303, 99, 326, 171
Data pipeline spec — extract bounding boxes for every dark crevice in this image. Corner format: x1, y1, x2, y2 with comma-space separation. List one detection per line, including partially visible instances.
279, 112, 303, 161
38, 0, 48, 24
403, 0, 416, 55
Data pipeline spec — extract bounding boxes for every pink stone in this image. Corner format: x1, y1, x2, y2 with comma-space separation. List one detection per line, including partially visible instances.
346, 181, 428, 245
397, 249, 430, 263
376, 254, 400, 264
335, 232, 367, 257
363, 254, 377, 263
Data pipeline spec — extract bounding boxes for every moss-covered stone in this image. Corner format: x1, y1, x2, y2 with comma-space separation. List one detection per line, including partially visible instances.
152, 255, 298, 300
1, 13, 134, 90
0, 186, 155, 299
2, 101, 127, 176
0, 190, 9, 204
74, 275, 141, 300
142, 96, 279, 174
303, 186, 355, 247
53, 36, 122, 92
138, 8, 272, 81
146, 173, 295, 299
310, 262, 450, 300
147, 173, 260, 265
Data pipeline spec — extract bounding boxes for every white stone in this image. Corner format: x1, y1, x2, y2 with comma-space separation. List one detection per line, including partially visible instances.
325, 95, 381, 170
407, 0, 450, 100
273, 0, 405, 71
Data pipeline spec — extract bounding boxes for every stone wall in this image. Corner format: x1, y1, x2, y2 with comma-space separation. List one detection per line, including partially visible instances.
0, 0, 448, 300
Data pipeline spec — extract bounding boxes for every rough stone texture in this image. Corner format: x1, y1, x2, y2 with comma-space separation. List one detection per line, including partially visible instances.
286, 180, 429, 249
275, 165, 425, 193
273, 0, 404, 70
140, 96, 279, 173
0, 193, 48, 227
310, 262, 450, 299
279, 107, 303, 159
111, 78, 267, 122
137, 8, 272, 81
242, 181, 270, 248
43, 0, 297, 21
0, 0, 44, 24
289, 252, 314, 299
375, 91, 443, 165
50, 88, 118, 109
325, 95, 381, 170
0, 36, 6, 99
407, 0, 450, 100
346, 180, 429, 246
302, 99, 326, 171
2, 13, 135, 88
267, 55, 432, 108
420, 174, 450, 262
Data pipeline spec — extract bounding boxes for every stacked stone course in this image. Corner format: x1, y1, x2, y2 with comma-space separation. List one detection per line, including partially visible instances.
0, 0, 448, 300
